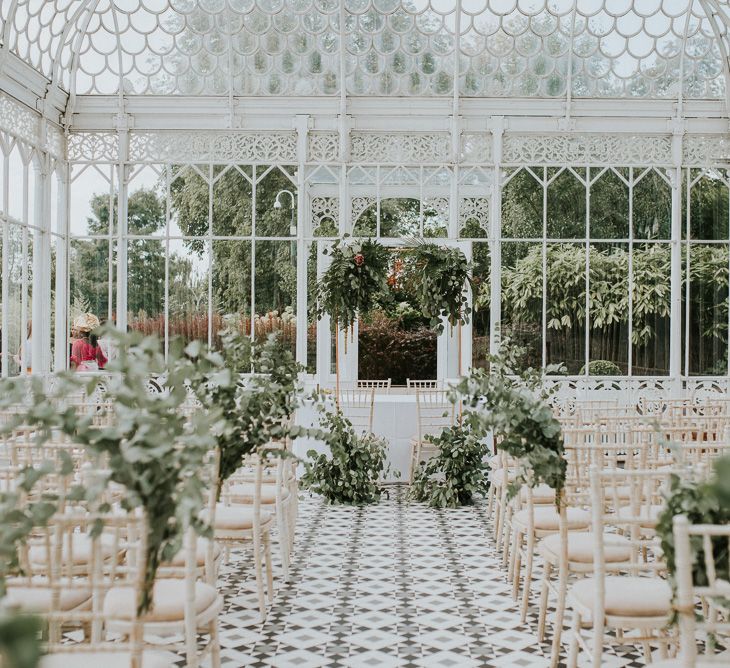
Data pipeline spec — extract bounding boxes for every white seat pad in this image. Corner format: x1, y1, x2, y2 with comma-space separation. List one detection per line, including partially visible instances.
520, 484, 556, 504
227, 482, 290, 504
163, 537, 221, 568
514, 506, 591, 532
540, 532, 632, 564
28, 533, 121, 565
104, 579, 218, 623
570, 576, 671, 618
615, 504, 664, 528
40, 650, 178, 668
4, 583, 90, 613
204, 504, 272, 531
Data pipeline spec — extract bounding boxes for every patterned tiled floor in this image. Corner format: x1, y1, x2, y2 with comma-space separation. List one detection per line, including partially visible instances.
208, 487, 649, 667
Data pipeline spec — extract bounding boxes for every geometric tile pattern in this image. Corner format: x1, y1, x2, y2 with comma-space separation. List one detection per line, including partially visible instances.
192, 486, 649, 667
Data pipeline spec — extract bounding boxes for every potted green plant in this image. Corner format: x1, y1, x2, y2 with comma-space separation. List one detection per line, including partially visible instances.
301, 409, 389, 505
410, 421, 490, 508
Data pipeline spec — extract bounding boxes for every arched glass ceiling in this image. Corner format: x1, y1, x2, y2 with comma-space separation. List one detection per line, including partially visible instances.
0, 0, 728, 100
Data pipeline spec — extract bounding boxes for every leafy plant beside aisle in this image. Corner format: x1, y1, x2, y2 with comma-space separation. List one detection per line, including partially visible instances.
301, 409, 390, 506
455, 341, 567, 499
410, 421, 490, 509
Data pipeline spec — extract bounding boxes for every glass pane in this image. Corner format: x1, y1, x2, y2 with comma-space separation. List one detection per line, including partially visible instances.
128, 165, 165, 236
170, 166, 209, 237
588, 243, 628, 375
501, 241, 542, 371
687, 243, 728, 375
211, 240, 251, 349
69, 238, 112, 368
352, 200, 377, 236
633, 243, 671, 375
307, 241, 318, 374
70, 164, 114, 236
547, 168, 586, 239
127, 239, 165, 339
5, 224, 25, 376
590, 169, 629, 239
634, 169, 671, 240
254, 240, 296, 356
212, 166, 253, 236
378, 198, 421, 237
689, 171, 729, 241
471, 241, 490, 370
168, 239, 209, 347
255, 167, 297, 237
546, 243, 586, 374
423, 198, 449, 238
502, 169, 542, 239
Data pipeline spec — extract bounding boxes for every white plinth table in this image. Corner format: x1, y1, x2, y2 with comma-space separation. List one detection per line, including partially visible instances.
294, 393, 423, 482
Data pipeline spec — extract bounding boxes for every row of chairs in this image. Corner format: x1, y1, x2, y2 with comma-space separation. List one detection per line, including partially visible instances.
489, 407, 730, 666
0, 405, 300, 666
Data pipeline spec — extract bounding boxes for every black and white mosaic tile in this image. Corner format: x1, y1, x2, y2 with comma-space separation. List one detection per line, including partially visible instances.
201, 487, 650, 668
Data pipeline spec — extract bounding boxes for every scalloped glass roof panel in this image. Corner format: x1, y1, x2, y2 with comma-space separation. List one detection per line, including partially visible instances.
0, 0, 726, 99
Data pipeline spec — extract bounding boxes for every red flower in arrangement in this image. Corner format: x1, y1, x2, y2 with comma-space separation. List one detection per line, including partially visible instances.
354, 253, 365, 267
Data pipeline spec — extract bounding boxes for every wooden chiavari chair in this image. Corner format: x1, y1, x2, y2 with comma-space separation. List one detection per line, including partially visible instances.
566, 467, 675, 667
651, 517, 730, 667
406, 379, 440, 390
408, 389, 456, 483
338, 387, 376, 434
357, 379, 391, 393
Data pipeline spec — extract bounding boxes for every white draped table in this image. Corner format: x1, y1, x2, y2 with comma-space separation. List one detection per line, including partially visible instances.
293, 393, 422, 482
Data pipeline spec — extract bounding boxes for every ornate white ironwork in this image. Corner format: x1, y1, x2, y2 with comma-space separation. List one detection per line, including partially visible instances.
459, 197, 490, 236
460, 133, 492, 163
683, 135, 730, 165
350, 133, 451, 164
0, 93, 40, 146
502, 134, 674, 165
128, 132, 298, 164
311, 196, 339, 234
351, 196, 376, 226
67, 132, 119, 162
544, 377, 674, 415
308, 133, 339, 163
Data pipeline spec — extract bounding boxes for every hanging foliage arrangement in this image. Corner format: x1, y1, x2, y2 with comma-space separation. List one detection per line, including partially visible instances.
316, 236, 390, 332
402, 240, 473, 334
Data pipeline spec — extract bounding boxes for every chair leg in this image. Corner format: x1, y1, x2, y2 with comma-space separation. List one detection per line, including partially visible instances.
520, 531, 535, 621
550, 563, 569, 668
537, 561, 553, 642
567, 611, 581, 668
263, 532, 275, 603
253, 533, 266, 622
209, 618, 221, 668
511, 531, 522, 598
277, 502, 290, 579
486, 480, 495, 518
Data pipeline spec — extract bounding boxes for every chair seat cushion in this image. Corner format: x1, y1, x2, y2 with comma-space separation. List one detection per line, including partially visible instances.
40, 650, 178, 668
227, 482, 290, 504
4, 583, 90, 613
540, 532, 632, 564
104, 579, 218, 623
520, 484, 556, 504
514, 506, 591, 532
28, 533, 120, 565
164, 537, 221, 568
204, 504, 272, 531
570, 576, 672, 618
489, 468, 516, 486
615, 504, 664, 528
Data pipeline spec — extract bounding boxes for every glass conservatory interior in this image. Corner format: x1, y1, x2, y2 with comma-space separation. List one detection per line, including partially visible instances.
3, 1, 730, 666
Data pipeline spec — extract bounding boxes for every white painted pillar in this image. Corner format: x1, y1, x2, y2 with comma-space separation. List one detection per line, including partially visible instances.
54, 160, 69, 371
294, 114, 310, 368
669, 119, 684, 395
489, 116, 505, 356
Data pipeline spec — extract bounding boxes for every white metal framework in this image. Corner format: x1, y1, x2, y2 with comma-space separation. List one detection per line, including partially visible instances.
2, 1, 730, 406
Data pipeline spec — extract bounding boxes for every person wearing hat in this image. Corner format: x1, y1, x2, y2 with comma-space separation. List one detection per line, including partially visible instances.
70, 313, 107, 371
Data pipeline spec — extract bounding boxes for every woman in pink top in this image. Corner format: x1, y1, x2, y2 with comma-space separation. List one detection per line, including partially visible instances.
70, 313, 107, 371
